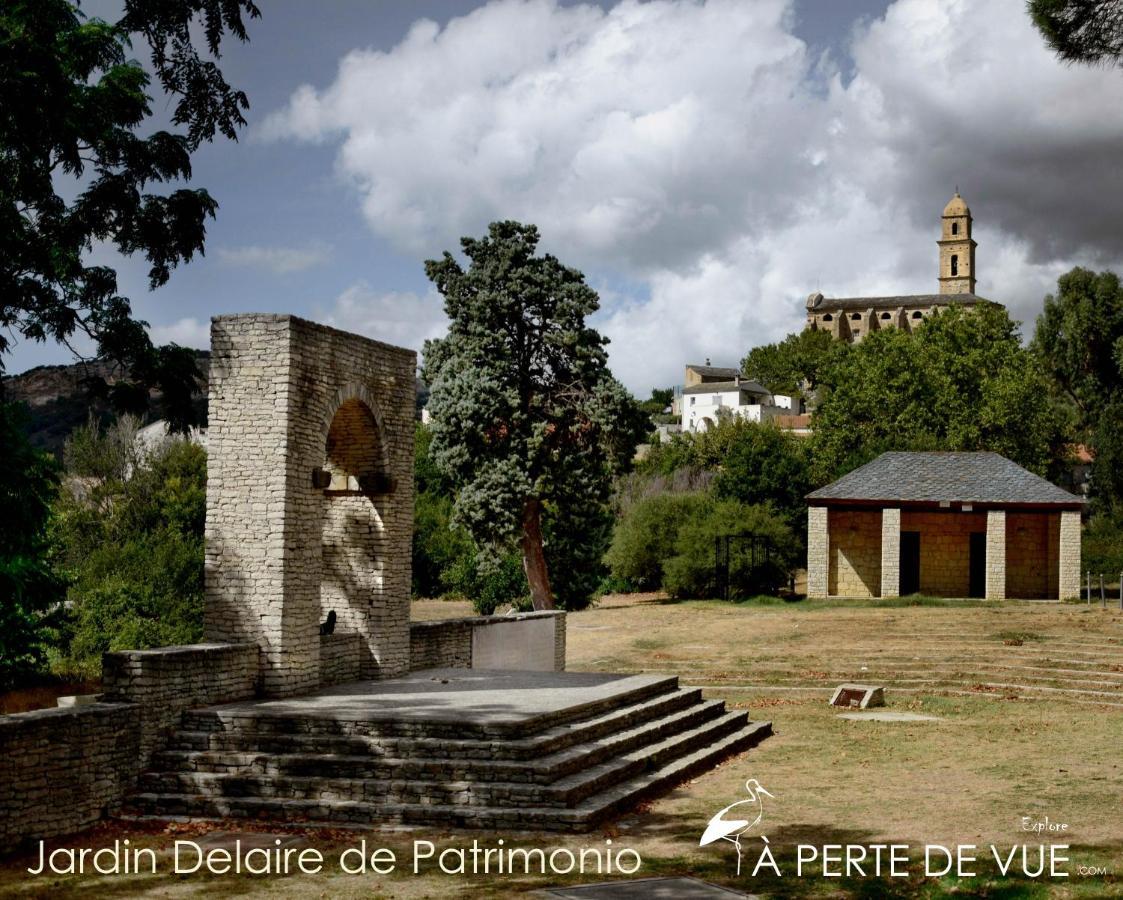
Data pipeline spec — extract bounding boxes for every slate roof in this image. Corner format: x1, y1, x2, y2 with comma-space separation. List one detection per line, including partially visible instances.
810, 293, 986, 312
681, 379, 771, 396
807, 452, 1083, 507
685, 364, 742, 379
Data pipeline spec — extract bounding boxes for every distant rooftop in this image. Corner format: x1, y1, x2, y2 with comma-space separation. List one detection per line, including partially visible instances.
685, 363, 742, 379
807, 293, 988, 312
682, 379, 770, 396
807, 451, 1083, 508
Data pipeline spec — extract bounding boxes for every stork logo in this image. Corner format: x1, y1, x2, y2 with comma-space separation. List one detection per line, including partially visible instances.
700, 778, 774, 876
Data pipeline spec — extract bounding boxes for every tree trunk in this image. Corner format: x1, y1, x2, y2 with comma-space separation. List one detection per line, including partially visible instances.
520, 498, 555, 610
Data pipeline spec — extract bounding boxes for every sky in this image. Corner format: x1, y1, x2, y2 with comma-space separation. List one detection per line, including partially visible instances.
12, 0, 1123, 396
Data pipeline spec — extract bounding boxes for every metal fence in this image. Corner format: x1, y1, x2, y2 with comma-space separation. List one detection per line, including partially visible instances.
1084, 571, 1123, 609
713, 534, 777, 602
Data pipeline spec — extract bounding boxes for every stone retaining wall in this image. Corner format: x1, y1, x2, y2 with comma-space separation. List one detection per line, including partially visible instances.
409, 612, 566, 672
0, 703, 140, 846
320, 632, 363, 686
101, 642, 259, 765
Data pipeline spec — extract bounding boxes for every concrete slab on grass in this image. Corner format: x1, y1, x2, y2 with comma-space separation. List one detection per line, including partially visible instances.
837, 710, 942, 722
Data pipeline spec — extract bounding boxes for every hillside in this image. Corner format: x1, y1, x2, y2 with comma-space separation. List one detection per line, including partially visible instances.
3, 352, 210, 456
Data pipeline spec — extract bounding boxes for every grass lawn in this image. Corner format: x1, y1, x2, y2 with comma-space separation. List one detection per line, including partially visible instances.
2, 594, 1120, 898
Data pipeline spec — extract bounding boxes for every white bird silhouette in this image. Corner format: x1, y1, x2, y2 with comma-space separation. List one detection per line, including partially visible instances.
699, 778, 774, 876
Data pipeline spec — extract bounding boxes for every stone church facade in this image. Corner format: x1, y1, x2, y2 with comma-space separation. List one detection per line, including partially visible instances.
805, 192, 987, 342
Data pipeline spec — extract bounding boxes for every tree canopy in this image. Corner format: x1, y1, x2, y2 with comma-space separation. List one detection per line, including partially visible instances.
1030, 0, 1123, 66
809, 303, 1073, 484
0, 0, 258, 427
422, 221, 647, 610
741, 326, 844, 400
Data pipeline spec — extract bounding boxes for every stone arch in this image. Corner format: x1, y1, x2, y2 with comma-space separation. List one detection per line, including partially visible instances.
204, 314, 416, 696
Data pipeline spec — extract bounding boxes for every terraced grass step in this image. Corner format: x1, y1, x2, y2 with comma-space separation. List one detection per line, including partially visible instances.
153, 694, 723, 784
128, 720, 772, 831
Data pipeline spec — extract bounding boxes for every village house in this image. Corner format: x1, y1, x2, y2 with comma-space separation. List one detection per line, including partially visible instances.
806, 451, 1083, 601
674, 361, 796, 434
805, 192, 991, 343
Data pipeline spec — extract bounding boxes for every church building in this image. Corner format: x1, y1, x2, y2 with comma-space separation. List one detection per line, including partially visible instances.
805, 192, 988, 342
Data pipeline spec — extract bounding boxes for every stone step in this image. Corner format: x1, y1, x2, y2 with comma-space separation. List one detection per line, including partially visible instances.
152, 695, 724, 784
128, 720, 772, 831
167, 686, 702, 761
138, 708, 746, 808
177, 675, 679, 742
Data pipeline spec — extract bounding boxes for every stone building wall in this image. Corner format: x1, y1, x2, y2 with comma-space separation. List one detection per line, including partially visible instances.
410, 619, 473, 670
1059, 510, 1082, 600
101, 642, 259, 766
807, 507, 829, 598
900, 510, 987, 597
204, 314, 415, 695
986, 510, 1007, 600
827, 509, 882, 597
0, 703, 140, 846
1006, 512, 1052, 599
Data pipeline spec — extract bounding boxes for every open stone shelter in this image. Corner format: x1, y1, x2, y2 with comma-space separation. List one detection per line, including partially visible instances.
807, 452, 1083, 601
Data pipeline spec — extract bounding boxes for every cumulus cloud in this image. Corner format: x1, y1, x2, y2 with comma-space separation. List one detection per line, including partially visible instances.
216, 242, 331, 273
317, 282, 447, 353
148, 316, 211, 349
263, 0, 1123, 392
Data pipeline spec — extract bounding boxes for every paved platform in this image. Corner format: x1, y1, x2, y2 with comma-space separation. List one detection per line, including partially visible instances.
198, 669, 676, 731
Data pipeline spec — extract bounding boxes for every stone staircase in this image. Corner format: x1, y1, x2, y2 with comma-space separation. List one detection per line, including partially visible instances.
127, 675, 771, 832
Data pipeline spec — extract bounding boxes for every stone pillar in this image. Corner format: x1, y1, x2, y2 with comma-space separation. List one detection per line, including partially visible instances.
880, 508, 901, 598
985, 509, 1006, 600
205, 314, 416, 696
1058, 509, 1081, 600
807, 506, 829, 598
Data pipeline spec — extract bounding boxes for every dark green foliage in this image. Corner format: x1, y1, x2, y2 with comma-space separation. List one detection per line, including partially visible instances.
422, 222, 647, 609
810, 304, 1072, 484
638, 387, 674, 418
1029, 0, 1123, 66
741, 327, 843, 399
0, 403, 66, 689
1081, 512, 1123, 574
442, 553, 529, 617
711, 422, 812, 531
605, 493, 711, 590
1, 0, 257, 428
53, 423, 206, 674
1032, 267, 1123, 419
662, 500, 796, 600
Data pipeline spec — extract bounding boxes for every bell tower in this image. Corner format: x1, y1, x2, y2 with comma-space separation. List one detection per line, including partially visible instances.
938, 190, 976, 295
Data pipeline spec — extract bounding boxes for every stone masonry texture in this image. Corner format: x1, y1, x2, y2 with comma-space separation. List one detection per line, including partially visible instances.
204, 314, 415, 696
880, 508, 901, 597
0, 703, 140, 846
409, 613, 567, 672
1059, 510, 1081, 600
101, 643, 259, 767
986, 509, 1007, 600
807, 506, 829, 598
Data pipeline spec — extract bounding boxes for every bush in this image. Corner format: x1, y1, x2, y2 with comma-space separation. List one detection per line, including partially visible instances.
662, 499, 796, 600
443, 551, 529, 616
604, 492, 711, 590
1082, 514, 1123, 575
52, 431, 207, 674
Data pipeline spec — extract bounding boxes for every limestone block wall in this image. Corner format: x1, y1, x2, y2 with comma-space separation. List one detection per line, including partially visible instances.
409, 619, 473, 670
880, 508, 901, 597
101, 643, 259, 766
986, 510, 1007, 600
1059, 510, 1082, 600
1006, 512, 1052, 599
827, 509, 881, 597
320, 632, 363, 686
900, 510, 986, 597
0, 703, 140, 846
205, 314, 415, 695
408, 612, 567, 672
807, 507, 829, 598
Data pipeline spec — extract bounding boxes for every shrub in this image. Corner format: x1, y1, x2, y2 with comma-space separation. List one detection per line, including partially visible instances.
604, 492, 711, 590
662, 499, 796, 600
1082, 514, 1123, 575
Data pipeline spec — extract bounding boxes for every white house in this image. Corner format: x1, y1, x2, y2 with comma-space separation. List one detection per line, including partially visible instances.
679, 373, 794, 434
